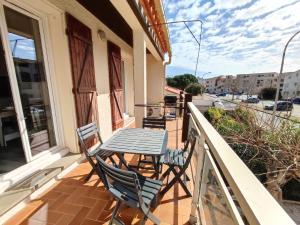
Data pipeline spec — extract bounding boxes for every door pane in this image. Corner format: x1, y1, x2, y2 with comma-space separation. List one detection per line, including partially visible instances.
0, 35, 26, 174
4, 7, 56, 156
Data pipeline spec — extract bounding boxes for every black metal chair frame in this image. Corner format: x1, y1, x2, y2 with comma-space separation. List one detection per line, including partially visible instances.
137, 117, 166, 172
76, 122, 117, 181
96, 155, 162, 225
160, 128, 197, 197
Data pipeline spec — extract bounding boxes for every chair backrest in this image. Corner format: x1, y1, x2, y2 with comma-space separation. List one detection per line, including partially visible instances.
143, 117, 166, 130
182, 128, 198, 168
95, 155, 145, 208
76, 122, 102, 153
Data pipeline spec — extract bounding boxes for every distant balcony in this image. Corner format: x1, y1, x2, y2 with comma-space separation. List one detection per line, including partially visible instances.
4, 102, 295, 225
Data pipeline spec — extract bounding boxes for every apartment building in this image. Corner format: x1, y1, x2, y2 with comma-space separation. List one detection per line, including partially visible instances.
203, 75, 237, 94
223, 75, 236, 93
282, 70, 300, 99
236, 72, 278, 95
204, 75, 226, 93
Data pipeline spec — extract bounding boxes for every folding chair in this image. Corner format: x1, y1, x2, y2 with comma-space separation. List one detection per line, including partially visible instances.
160, 128, 197, 197
96, 155, 162, 225
137, 117, 166, 171
76, 122, 117, 181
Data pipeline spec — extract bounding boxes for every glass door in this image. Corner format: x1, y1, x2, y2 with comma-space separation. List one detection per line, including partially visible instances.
0, 34, 26, 174
3, 6, 57, 158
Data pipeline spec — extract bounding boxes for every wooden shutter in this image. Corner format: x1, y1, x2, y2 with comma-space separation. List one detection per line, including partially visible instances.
66, 14, 99, 145
107, 41, 124, 130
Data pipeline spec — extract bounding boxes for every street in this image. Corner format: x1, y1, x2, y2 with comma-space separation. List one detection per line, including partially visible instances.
192, 94, 300, 128
215, 94, 300, 121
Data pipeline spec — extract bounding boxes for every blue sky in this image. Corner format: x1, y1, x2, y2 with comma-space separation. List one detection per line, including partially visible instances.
9, 33, 36, 60
164, 0, 300, 78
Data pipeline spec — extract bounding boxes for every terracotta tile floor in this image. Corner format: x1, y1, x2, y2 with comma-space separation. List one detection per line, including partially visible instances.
5, 119, 193, 225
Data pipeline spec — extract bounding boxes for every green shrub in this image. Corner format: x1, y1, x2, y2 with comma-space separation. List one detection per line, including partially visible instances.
204, 107, 224, 123
217, 116, 246, 135
185, 83, 205, 96
230, 143, 267, 182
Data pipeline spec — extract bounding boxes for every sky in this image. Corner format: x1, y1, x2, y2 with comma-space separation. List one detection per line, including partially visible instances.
164, 0, 300, 78
9, 33, 36, 60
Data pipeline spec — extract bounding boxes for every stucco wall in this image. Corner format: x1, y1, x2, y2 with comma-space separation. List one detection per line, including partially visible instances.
147, 53, 165, 104
19, 0, 136, 152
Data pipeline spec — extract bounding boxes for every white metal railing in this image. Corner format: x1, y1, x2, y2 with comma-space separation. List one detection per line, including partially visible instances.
187, 102, 296, 225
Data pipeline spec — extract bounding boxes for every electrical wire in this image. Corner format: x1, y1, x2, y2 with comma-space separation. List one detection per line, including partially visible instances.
148, 19, 203, 77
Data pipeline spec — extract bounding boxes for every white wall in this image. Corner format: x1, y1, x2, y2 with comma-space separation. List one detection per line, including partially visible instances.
147, 53, 165, 104
282, 70, 300, 99
122, 52, 135, 116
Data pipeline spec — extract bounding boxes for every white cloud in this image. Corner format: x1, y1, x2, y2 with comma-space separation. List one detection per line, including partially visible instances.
213, 0, 252, 10
166, 0, 300, 75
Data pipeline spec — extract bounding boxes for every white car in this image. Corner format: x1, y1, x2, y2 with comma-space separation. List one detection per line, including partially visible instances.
213, 100, 225, 109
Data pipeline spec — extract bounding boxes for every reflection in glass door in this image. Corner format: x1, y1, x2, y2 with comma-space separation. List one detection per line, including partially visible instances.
0, 34, 26, 174
4, 6, 56, 157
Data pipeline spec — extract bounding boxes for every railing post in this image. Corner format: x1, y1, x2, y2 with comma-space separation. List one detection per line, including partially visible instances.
179, 91, 184, 117
181, 93, 192, 142
189, 134, 205, 225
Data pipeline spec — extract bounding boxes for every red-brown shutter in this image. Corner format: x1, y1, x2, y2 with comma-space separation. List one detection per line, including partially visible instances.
66, 14, 99, 146
107, 41, 123, 130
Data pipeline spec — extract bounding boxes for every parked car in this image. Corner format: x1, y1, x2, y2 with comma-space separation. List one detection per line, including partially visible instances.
293, 97, 300, 104
242, 97, 260, 103
213, 100, 225, 109
216, 92, 226, 97
264, 101, 293, 111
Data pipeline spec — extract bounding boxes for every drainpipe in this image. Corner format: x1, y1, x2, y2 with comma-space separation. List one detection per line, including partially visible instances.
163, 52, 172, 95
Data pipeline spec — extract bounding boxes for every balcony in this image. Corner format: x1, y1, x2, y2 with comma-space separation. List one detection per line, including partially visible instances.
3, 102, 295, 225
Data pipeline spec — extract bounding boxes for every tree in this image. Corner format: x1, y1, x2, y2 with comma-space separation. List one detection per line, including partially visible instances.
260, 87, 279, 100
166, 77, 177, 88
205, 107, 300, 201
166, 74, 198, 90
185, 83, 205, 96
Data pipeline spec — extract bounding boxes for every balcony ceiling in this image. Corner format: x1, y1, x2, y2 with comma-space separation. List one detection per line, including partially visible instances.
77, 0, 133, 47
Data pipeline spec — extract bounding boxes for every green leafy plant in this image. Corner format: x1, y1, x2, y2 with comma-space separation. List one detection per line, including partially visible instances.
205, 106, 300, 201
166, 74, 198, 90
185, 83, 205, 96
204, 107, 224, 123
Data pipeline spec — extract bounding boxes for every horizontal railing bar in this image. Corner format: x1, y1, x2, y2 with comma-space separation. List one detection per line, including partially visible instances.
134, 103, 184, 109
187, 102, 295, 225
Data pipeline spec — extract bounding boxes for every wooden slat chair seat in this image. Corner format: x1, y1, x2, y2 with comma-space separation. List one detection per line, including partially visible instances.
96, 155, 162, 225
137, 117, 166, 171
160, 128, 197, 197
76, 122, 116, 181
143, 117, 166, 129
162, 149, 188, 166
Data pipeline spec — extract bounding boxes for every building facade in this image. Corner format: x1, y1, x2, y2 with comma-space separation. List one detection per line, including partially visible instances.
204, 75, 236, 94
236, 72, 278, 95
203, 72, 287, 95
204, 76, 224, 93
282, 70, 300, 99
0, 0, 171, 193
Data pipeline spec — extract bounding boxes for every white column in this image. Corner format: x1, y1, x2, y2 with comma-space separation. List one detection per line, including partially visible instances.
133, 30, 147, 127
147, 54, 165, 104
